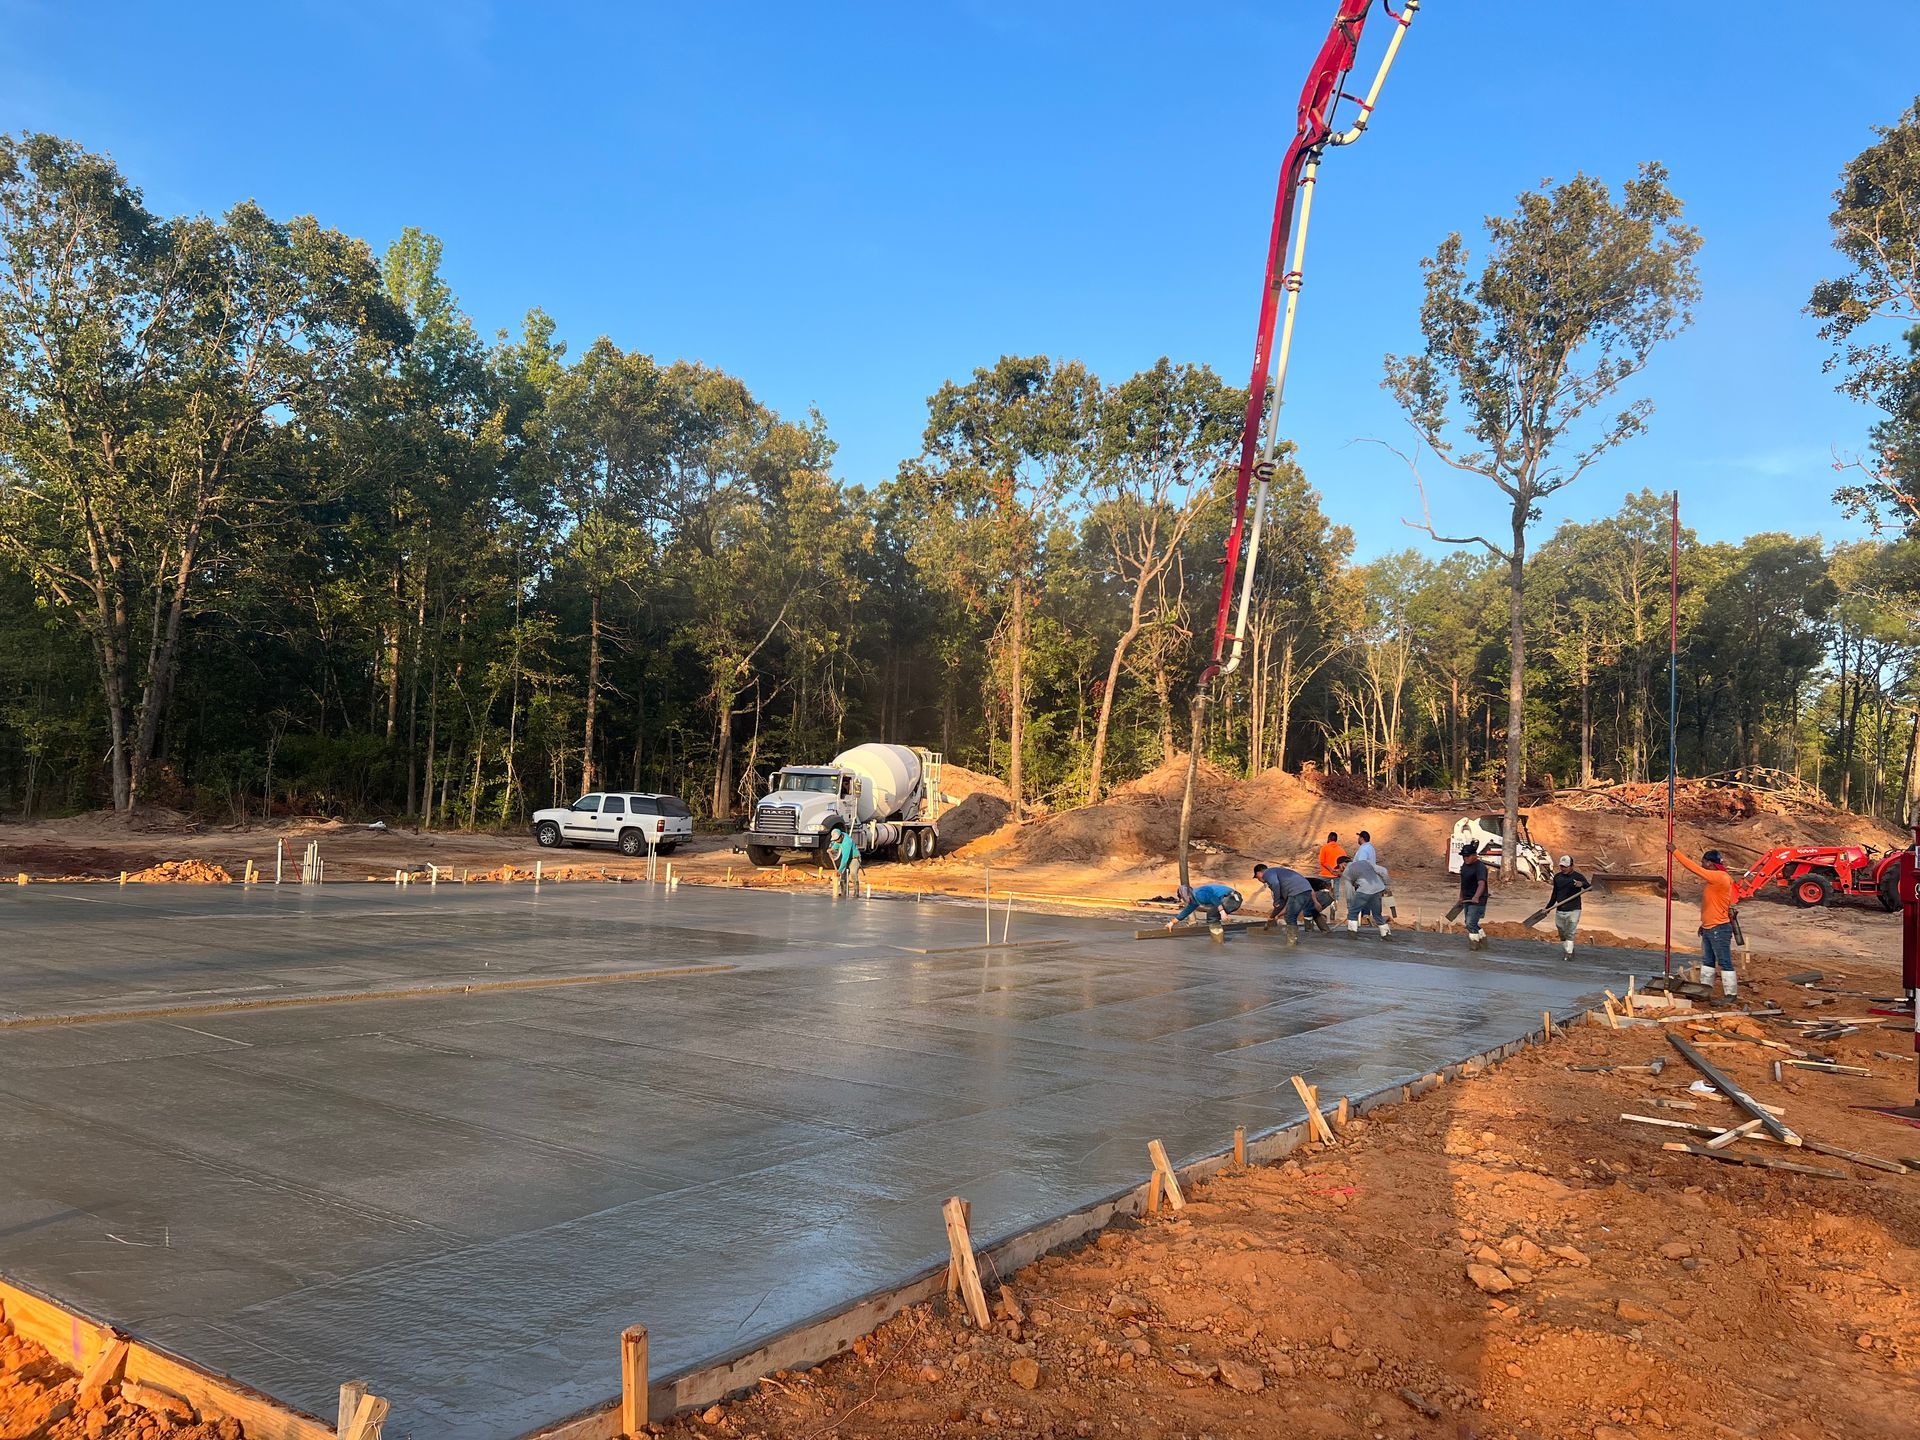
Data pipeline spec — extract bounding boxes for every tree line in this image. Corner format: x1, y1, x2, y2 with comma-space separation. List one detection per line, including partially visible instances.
3, 110, 1919, 830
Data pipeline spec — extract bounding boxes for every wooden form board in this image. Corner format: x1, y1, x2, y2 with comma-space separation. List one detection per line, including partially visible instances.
0, 1276, 335, 1440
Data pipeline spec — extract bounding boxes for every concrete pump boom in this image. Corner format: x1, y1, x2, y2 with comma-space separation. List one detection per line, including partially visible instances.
1176, 0, 1420, 887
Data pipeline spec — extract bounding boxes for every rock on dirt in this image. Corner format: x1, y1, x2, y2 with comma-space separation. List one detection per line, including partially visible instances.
1008, 1357, 1040, 1390
1466, 1263, 1515, 1294
1216, 1358, 1265, 1393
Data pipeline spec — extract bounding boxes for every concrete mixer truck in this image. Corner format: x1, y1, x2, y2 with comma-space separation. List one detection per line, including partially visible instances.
742, 744, 943, 867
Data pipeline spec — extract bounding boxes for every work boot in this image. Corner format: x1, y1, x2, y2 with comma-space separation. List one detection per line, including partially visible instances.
1720, 968, 1738, 1000
1346, 919, 1360, 937
1562, 939, 1575, 959
1285, 927, 1300, 948
1377, 924, 1391, 940
1314, 911, 1330, 933
1469, 930, 1486, 950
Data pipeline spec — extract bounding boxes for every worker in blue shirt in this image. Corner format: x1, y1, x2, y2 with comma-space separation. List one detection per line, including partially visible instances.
1166, 882, 1243, 930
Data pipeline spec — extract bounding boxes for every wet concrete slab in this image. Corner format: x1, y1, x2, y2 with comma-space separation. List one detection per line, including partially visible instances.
0, 882, 1635, 1437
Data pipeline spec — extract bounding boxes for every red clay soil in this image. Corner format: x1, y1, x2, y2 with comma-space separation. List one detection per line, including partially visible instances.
0, 1324, 240, 1440
647, 956, 1919, 1440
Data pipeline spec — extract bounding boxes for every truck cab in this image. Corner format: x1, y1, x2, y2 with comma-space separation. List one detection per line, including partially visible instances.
742, 744, 941, 867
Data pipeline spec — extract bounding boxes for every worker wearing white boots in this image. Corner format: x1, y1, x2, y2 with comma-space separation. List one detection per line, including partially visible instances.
1673, 846, 1738, 1000
1343, 853, 1392, 939
1548, 855, 1590, 958
1458, 841, 1490, 949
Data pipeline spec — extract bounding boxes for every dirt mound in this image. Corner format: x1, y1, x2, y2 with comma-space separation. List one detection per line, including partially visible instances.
57, 805, 201, 835
128, 859, 232, 884
936, 764, 1014, 849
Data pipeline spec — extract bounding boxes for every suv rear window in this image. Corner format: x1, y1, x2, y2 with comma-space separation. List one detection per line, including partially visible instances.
659, 796, 691, 819
627, 796, 661, 816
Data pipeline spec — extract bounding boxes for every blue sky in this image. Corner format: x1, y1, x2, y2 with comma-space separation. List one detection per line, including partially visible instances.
4, 1, 1915, 559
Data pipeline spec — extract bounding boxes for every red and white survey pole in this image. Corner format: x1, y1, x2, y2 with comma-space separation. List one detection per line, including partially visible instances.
1176, 0, 1422, 885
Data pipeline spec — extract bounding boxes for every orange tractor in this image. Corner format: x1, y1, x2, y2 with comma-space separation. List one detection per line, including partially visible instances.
1732, 843, 1903, 910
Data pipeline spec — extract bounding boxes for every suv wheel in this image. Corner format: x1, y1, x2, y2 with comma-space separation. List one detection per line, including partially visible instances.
656, 840, 679, 855
534, 821, 562, 848
618, 829, 645, 857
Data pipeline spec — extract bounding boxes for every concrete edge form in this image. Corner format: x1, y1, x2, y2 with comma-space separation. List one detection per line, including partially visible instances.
0, 1275, 337, 1440
519, 1003, 1596, 1438
0, 962, 736, 1029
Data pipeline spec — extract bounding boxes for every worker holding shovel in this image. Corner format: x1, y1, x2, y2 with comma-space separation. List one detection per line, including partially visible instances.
1671, 846, 1739, 999
1548, 855, 1590, 959
1342, 853, 1392, 940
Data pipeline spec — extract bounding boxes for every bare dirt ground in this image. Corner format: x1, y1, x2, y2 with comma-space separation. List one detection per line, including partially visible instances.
4, 762, 1916, 1440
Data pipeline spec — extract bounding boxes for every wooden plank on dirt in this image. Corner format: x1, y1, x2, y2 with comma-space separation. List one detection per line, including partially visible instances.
620, 1325, 649, 1435
1666, 1033, 1801, 1146
1660, 1141, 1847, 1180
1705, 1118, 1765, 1150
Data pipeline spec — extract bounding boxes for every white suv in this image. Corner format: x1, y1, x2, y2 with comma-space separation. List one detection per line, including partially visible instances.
531, 793, 694, 856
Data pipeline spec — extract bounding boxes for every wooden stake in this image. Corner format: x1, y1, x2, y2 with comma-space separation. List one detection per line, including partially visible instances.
1335, 1095, 1351, 1131
620, 1324, 649, 1435
77, 1334, 128, 1400
119, 871, 127, 887
338, 1381, 368, 1436
1542, 1010, 1552, 1038
1147, 1139, 1185, 1210
342, 1392, 389, 1440
1232, 1126, 1246, 1167
1290, 1076, 1336, 1144
942, 1197, 991, 1327
1146, 1169, 1164, 1215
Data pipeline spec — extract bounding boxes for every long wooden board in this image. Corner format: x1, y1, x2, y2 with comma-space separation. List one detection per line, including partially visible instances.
1666, 1033, 1801, 1146
0, 1277, 334, 1440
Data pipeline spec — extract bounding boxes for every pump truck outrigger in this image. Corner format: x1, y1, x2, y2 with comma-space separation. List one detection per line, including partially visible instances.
1176, 1, 1422, 885
741, 743, 943, 867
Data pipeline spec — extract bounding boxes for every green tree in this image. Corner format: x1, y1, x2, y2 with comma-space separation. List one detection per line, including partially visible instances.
1810, 98, 1920, 533
0, 133, 407, 810
1385, 164, 1701, 873
902, 355, 1096, 818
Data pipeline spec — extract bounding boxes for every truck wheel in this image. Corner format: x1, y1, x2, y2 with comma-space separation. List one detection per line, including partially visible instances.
746, 843, 781, 868
817, 827, 845, 868
1878, 869, 1901, 912
534, 821, 562, 848
1789, 872, 1831, 909
920, 828, 938, 860
618, 829, 645, 857
902, 829, 921, 862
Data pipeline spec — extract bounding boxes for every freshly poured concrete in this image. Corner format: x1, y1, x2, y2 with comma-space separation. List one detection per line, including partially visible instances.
0, 882, 1628, 1436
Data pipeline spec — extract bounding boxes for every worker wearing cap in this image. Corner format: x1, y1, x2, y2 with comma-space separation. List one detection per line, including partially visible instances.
1548, 855, 1590, 959
1458, 840, 1490, 949
1253, 861, 1322, 946
1167, 882, 1243, 931
1352, 830, 1377, 868
1317, 832, 1346, 878
1672, 846, 1738, 998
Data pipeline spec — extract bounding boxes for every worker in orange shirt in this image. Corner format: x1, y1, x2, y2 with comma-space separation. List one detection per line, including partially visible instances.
1316, 831, 1346, 879
1671, 846, 1738, 998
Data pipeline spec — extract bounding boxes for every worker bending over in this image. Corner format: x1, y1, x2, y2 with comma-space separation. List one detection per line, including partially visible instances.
1672, 846, 1738, 998
1343, 853, 1392, 939
1167, 882, 1243, 931
1253, 862, 1322, 946
1549, 854, 1589, 958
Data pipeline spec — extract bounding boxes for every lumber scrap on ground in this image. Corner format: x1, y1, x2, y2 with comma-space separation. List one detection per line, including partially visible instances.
1667, 1033, 1801, 1146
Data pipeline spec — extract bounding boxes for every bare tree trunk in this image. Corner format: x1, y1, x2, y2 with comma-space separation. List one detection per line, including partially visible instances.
384, 558, 402, 740
711, 681, 735, 819
1276, 636, 1296, 773
582, 587, 602, 793
1086, 582, 1148, 802
1008, 572, 1025, 820
1501, 518, 1527, 879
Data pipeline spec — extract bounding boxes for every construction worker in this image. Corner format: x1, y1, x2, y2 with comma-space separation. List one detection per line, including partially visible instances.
1317, 832, 1346, 878
1344, 853, 1392, 939
1458, 840, 1490, 949
832, 827, 861, 898
1253, 862, 1322, 946
1671, 845, 1738, 998
1353, 830, 1377, 868
1166, 882, 1243, 930
1549, 854, 1590, 958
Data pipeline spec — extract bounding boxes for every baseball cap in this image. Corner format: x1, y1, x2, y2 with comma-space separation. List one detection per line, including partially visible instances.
1558, 854, 1572, 866
1703, 849, 1723, 865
